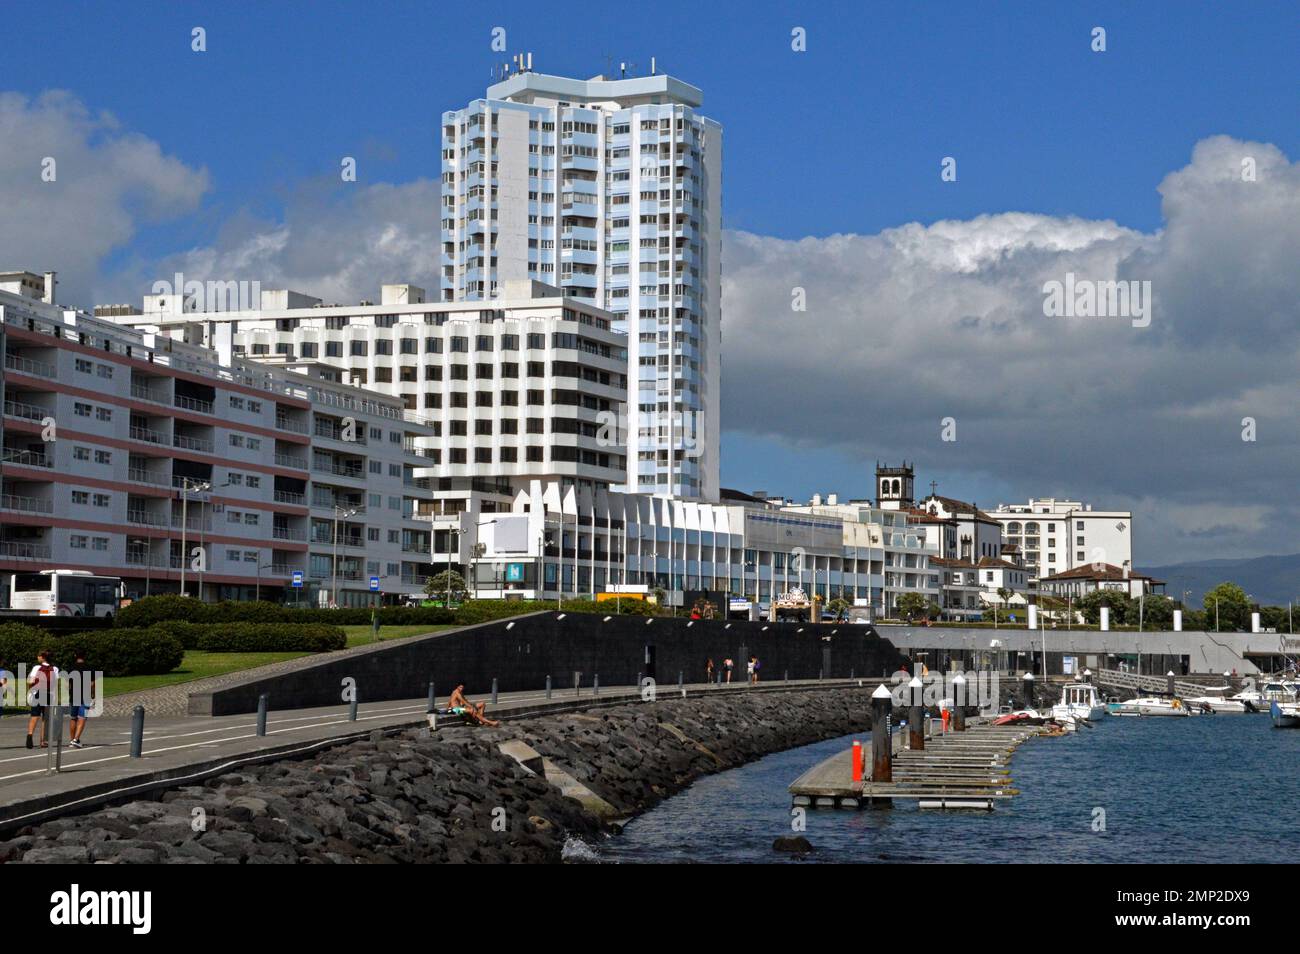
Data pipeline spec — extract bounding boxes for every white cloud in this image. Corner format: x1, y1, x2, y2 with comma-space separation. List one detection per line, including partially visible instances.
721, 136, 1300, 561
0, 91, 209, 303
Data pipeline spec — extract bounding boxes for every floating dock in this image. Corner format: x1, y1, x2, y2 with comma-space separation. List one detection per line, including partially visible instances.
789, 720, 1050, 811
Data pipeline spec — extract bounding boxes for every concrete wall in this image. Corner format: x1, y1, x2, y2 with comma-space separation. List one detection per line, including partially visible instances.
190, 612, 909, 716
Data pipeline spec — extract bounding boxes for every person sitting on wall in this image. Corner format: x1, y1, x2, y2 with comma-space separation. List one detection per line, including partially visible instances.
447, 684, 500, 727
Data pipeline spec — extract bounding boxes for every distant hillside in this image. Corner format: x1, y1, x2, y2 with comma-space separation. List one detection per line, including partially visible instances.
1142, 553, 1300, 607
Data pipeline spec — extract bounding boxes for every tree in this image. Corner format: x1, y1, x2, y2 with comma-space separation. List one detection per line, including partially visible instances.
896, 592, 927, 621
1075, 589, 1133, 626
1136, 593, 1175, 630
996, 587, 1013, 606
826, 597, 851, 621
424, 569, 467, 603
1203, 581, 1250, 631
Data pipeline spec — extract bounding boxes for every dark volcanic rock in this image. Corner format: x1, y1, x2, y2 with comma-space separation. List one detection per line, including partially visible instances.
2, 686, 871, 864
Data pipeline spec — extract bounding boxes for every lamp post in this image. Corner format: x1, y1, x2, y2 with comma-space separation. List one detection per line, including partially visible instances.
471, 518, 498, 599
178, 478, 211, 598
331, 505, 362, 609
255, 562, 274, 603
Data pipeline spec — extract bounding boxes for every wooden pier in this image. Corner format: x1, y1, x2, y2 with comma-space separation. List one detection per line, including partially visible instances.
789, 719, 1050, 811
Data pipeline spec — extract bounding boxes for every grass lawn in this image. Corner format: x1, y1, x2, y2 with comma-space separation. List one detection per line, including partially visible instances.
102, 651, 308, 697
342, 624, 457, 648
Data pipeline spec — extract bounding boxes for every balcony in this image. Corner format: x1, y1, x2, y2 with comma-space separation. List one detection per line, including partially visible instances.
173, 434, 215, 453
127, 509, 169, 527
130, 383, 168, 404
1, 448, 52, 468
0, 540, 51, 560
273, 489, 306, 506
4, 352, 56, 378
0, 494, 53, 514
276, 415, 309, 435
129, 425, 168, 445
174, 394, 215, 415
4, 398, 47, 422
274, 453, 308, 470
273, 526, 307, 541
128, 467, 171, 487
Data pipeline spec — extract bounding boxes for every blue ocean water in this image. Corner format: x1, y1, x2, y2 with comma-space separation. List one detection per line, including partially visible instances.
600, 715, 1300, 863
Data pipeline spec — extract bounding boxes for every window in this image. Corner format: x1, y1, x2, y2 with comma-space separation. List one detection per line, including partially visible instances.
71, 491, 90, 505
93, 493, 110, 507
70, 535, 88, 549
450, 336, 468, 352
325, 341, 342, 358
375, 339, 392, 355
75, 358, 92, 374
350, 341, 368, 356
96, 407, 112, 422
400, 338, 417, 355
94, 450, 111, 465
92, 537, 109, 551
74, 402, 92, 417
73, 446, 90, 461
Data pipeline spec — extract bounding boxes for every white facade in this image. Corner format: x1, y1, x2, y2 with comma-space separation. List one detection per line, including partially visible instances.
992, 497, 1133, 582
440, 70, 722, 500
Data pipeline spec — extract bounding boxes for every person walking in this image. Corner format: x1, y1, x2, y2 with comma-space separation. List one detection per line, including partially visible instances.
723, 657, 734, 684
25, 650, 57, 749
705, 658, 714, 684
65, 651, 93, 748
0, 658, 12, 717
750, 656, 760, 685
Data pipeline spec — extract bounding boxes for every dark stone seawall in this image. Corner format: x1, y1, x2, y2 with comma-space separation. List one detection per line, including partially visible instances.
193, 612, 907, 715
2, 687, 873, 864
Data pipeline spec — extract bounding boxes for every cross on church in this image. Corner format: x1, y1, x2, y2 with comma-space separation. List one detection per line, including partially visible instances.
930, 480, 938, 497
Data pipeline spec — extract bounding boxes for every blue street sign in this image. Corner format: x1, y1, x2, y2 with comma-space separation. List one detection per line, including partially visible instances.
506, 562, 524, 582
369, 576, 380, 592
291, 571, 304, 589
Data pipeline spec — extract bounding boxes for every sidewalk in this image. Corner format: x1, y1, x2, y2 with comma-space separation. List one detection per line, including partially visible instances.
0, 677, 875, 832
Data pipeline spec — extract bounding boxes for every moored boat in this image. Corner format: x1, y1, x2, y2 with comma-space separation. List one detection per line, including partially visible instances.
1109, 696, 1190, 718
1052, 683, 1107, 721
1270, 700, 1300, 728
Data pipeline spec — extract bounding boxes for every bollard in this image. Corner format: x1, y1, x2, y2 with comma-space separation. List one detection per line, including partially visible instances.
594, 673, 600, 696
1166, 670, 1176, 698
851, 740, 863, 783
546, 674, 552, 700
43, 707, 52, 773
784, 669, 789, 683
678, 670, 683, 689
349, 687, 358, 722
491, 678, 499, 705
256, 694, 269, 736
819, 668, 824, 681
952, 673, 967, 731
871, 684, 893, 783
426, 681, 436, 714
51, 704, 65, 773
907, 676, 925, 751
574, 671, 581, 697
1022, 672, 1035, 711
129, 705, 145, 758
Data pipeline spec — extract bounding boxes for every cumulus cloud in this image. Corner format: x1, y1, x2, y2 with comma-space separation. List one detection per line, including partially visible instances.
720, 136, 1300, 562
0, 91, 209, 303
143, 178, 442, 306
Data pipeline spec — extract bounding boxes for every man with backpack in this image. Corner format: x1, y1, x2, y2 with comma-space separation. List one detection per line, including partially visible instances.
26, 649, 57, 749
64, 651, 93, 748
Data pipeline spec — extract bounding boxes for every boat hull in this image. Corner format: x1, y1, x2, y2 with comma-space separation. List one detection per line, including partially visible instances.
1270, 702, 1300, 728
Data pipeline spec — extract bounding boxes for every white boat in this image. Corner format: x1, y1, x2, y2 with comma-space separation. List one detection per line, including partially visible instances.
1271, 701, 1300, 728
1182, 687, 1249, 714
1231, 680, 1298, 712
1108, 696, 1190, 718
1052, 683, 1106, 721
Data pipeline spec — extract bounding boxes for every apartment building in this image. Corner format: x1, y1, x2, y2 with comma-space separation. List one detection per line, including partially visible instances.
440, 68, 722, 500
114, 279, 628, 589
0, 272, 433, 607
991, 497, 1134, 582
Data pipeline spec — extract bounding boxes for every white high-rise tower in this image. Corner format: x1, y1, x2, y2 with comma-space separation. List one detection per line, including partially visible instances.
440, 65, 722, 499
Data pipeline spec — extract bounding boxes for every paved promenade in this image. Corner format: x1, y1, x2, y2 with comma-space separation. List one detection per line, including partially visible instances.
0, 677, 874, 832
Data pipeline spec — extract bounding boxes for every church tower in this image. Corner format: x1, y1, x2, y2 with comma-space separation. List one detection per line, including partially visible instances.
876, 461, 915, 511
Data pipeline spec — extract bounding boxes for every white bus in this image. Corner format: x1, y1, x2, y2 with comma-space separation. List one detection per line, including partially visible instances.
9, 570, 124, 618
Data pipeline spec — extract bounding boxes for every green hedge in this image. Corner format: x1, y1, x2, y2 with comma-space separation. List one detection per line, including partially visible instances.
0, 623, 183, 677
148, 622, 346, 653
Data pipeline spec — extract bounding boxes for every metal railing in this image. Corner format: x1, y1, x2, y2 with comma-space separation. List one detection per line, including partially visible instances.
129, 425, 167, 445
0, 541, 51, 560
127, 509, 169, 527
274, 453, 308, 470
273, 526, 307, 541
130, 383, 169, 403
0, 494, 54, 514
275, 415, 309, 434
1, 449, 52, 468
173, 433, 215, 453
128, 467, 171, 486
273, 490, 306, 505
4, 352, 56, 378
4, 398, 48, 422
174, 394, 216, 414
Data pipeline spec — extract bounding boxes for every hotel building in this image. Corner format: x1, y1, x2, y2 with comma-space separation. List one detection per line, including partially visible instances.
440, 68, 722, 500
991, 497, 1134, 583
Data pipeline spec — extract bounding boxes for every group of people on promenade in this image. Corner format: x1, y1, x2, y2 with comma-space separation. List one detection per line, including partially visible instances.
0, 649, 95, 749
705, 656, 762, 686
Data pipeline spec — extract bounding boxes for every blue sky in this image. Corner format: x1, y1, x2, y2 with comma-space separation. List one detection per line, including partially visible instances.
5, 0, 1298, 562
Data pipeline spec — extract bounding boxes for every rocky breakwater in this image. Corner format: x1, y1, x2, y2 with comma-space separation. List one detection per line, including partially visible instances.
0, 686, 873, 864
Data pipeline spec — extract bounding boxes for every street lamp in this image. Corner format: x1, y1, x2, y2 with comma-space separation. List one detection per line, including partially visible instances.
255, 562, 274, 603
470, 518, 498, 599
331, 505, 363, 608
178, 478, 211, 598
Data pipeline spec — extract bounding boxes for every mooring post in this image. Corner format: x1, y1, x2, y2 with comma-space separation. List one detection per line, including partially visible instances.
574, 671, 581, 697
871, 684, 893, 783
256, 693, 269, 736
1022, 671, 1035, 711
426, 681, 436, 714
51, 703, 65, 773
594, 673, 600, 696
952, 672, 967, 731
907, 676, 925, 750
546, 674, 552, 700
491, 677, 499, 705
129, 706, 145, 758
784, 669, 789, 683
349, 688, 358, 722
1166, 670, 1176, 697
851, 739, 863, 783
678, 670, 683, 689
